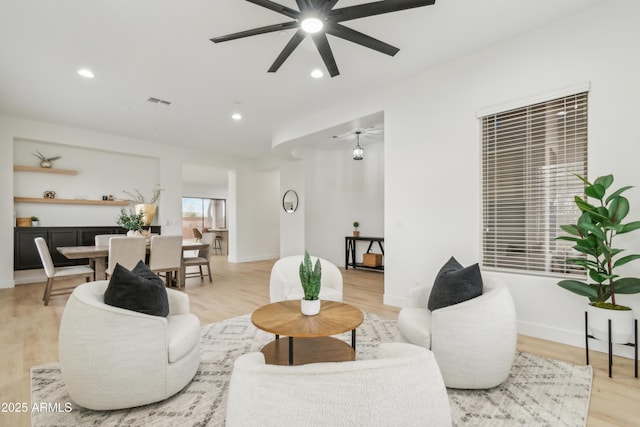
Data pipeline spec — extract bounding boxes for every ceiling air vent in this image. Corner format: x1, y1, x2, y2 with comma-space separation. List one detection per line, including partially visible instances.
147, 97, 171, 106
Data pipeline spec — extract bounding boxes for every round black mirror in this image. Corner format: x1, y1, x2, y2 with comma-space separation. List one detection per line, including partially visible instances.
283, 190, 298, 213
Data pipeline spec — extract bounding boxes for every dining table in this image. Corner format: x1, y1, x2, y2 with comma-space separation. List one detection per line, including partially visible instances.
57, 239, 209, 287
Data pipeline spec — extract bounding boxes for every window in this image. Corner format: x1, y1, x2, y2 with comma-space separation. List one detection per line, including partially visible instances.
182, 197, 226, 239
481, 91, 588, 276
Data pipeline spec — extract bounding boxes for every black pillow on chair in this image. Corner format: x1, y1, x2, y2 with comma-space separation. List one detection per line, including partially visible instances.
104, 262, 169, 317
132, 260, 165, 288
427, 256, 483, 311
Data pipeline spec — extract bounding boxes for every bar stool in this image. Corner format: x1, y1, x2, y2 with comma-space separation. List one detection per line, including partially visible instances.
213, 235, 223, 255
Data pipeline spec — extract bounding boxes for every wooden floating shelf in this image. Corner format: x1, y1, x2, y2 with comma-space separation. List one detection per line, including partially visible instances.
14, 197, 129, 206
14, 165, 78, 175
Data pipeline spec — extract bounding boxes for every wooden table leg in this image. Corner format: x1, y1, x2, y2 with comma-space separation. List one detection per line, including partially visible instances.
95, 257, 107, 280
179, 258, 186, 288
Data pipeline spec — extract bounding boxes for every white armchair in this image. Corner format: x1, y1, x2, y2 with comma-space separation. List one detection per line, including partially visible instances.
226, 342, 452, 427
58, 280, 201, 410
397, 277, 517, 389
269, 255, 343, 302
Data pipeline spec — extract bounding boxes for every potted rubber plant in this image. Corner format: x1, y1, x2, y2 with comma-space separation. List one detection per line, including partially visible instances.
299, 250, 322, 315
557, 174, 640, 343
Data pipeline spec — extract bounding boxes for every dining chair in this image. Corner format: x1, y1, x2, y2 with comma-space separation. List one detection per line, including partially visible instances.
192, 228, 203, 242
184, 232, 213, 283
95, 234, 123, 246
148, 235, 183, 286
93, 234, 124, 275
34, 237, 94, 306
106, 236, 146, 276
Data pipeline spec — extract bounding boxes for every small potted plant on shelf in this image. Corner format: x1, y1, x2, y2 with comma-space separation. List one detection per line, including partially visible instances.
31, 216, 40, 227
122, 185, 162, 226
353, 221, 360, 237
116, 208, 145, 236
556, 174, 640, 343
299, 250, 322, 316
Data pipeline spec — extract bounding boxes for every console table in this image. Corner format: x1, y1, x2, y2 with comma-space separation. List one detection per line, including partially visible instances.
345, 236, 384, 271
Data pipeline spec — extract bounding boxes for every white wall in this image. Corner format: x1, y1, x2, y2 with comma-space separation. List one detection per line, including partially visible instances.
274, 0, 640, 356
305, 143, 384, 267
231, 168, 280, 263
0, 115, 276, 288
13, 138, 159, 227
182, 183, 228, 199
277, 142, 384, 266
279, 159, 305, 257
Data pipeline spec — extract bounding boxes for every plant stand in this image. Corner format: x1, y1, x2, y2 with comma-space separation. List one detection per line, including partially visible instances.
585, 311, 638, 378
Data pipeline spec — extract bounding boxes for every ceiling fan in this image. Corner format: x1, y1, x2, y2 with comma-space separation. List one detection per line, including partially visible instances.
210, 0, 436, 78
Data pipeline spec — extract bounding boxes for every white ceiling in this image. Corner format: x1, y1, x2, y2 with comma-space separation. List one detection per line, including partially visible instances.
0, 0, 601, 160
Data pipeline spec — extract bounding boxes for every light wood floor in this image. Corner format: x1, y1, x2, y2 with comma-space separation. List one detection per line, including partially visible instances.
1, 257, 638, 426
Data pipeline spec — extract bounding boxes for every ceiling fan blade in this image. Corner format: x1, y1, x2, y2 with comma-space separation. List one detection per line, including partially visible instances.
210, 21, 298, 43
326, 23, 399, 56
268, 29, 306, 73
329, 0, 436, 22
245, 0, 300, 19
295, 0, 314, 12
320, 0, 340, 13
311, 32, 339, 77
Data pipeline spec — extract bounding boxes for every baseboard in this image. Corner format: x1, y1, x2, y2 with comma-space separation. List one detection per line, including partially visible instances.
0, 278, 15, 289
518, 320, 636, 359
382, 298, 636, 360
13, 269, 47, 285
383, 294, 405, 308
228, 253, 279, 263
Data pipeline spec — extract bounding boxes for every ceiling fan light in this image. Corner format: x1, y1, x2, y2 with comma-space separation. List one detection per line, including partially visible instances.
310, 69, 324, 78
77, 68, 94, 79
300, 17, 323, 34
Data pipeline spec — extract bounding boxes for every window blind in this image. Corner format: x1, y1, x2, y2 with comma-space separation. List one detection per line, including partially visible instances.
481, 92, 588, 277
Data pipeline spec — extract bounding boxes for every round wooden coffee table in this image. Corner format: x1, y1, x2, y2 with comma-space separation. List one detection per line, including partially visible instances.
252, 300, 364, 366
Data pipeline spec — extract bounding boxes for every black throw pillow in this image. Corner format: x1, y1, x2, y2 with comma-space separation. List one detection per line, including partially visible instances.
132, 260, 165, 288
104, 262, 170, 317
427, 256, 483, 311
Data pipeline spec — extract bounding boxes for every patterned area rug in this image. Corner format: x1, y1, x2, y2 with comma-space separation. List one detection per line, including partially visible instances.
31, 313, 592, 426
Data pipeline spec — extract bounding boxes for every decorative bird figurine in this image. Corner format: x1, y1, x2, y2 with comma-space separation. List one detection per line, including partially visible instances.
31, 151, 61, 168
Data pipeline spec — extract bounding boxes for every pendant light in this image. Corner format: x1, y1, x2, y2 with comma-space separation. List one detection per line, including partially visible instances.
353, 131, 364, 160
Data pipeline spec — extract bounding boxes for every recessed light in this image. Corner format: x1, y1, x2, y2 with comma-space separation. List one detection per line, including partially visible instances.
77, 68, 94, 79
300, 17, 323, 34
232, 113, 242, 120
310, 69, 324, 79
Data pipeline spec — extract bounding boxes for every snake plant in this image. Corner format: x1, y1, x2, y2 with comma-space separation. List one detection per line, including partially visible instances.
299, 250, 322, 301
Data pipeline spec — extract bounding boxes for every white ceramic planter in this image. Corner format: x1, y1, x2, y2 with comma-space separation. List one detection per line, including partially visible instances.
586, 303, 635, 344
301, 298, 321, 316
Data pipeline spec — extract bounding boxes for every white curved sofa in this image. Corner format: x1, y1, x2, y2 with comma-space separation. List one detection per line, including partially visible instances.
269, 255, 343, 302
398, 277, 517, 389
226, 342, 452, 427
58, 281, 201, 410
